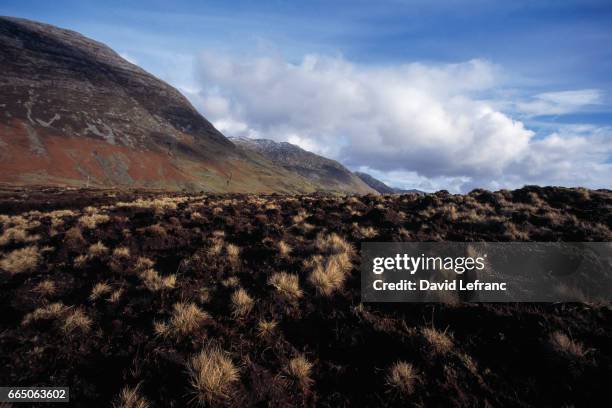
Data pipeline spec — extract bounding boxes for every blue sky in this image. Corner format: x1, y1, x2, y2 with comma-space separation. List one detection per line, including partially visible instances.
2, 0, 611, 191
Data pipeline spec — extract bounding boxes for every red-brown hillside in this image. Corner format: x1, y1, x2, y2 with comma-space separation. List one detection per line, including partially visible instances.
0, 17, 375, 194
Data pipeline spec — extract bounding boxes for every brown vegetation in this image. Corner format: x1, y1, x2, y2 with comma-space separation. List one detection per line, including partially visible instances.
0, 186, 610, 407
231, 288, 254, 318
188, 346, 239, 405
268, 271, 303, 301
285, 355, 314, 389
386, 361, 418, 395
113, 384, 149, 408
155, 302, 209, 339
0, 245, 40, 274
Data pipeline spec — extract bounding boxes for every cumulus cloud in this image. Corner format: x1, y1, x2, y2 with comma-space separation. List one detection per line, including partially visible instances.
503, 126, 612, 188
191, 52, 611, 192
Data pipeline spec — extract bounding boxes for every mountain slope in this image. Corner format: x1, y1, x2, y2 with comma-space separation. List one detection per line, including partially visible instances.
229, 137, 376, 194
355, 171, 424, 194
354, 172, 395, 194
0, 17, 331, 193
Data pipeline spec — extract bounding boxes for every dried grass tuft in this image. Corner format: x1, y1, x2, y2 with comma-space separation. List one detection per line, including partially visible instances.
549, 331, 586, 359
0, 246, 40, 274
231, 288, 254, 318
157, 302, 209, 338
113, 383, 149, 408
268, 272, 303, 301
285, 355, 313, 388
257, 319, 278, 338
90, 282, 112, 301
63, 308, 93, 334
422, 327, 453, 354
188, 346, 239, 405
386, 361, 418, 395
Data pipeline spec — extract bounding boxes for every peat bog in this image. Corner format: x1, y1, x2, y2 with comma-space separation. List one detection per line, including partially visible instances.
0, 186, 611, 407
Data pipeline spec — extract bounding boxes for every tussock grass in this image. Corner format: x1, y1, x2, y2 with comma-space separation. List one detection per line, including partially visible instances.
156, 302, 209, 338
285, 355, 313, 388
221, 276, 240, 288
46, 209, 76, 227
33, 279, 56, 296
301, 222, 315, 232
422, 327, 453, 354
0, 226, 40, 246
74, 254, 89, 268
83, 206, 98, 214
108, 288, 124, 303
188, 346, 239, 405
63, 308, 92, 334
329, 252, 352, 273
309, 264, 345, 296
359, 226, 378, 238
79, 213, 110, 229
277, 240, 292, 258
90, 282, 112, 301
110, 247, 132, 273
292, 211, 308, 224
257, 319, 277, 338
113, 383, 149, 408
139, 268, 176, 291
268, 272, 303, 301
1, 215, 41, 230
315, 232, 354, 255
47, 209, 77, 218
116, 197, 186, 213
231, 288, 254, 318
549, 331, 586, 359
0, 246, 41, 274
386, 361, 417, 395
88, 241, 109, 257
22, 302, 68, 326
226, 244, 240, 267
49, 217, 63, 229
134, 257, 155, 271
307, 253, 351, 296
113, 247, 131, 259
307, 232, 354, 296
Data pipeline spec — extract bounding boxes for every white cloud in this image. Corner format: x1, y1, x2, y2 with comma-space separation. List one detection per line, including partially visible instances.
516, 89, 602, 116
356, 167, 471, 193
191, 52, 611, 192
505, 126, 612, 188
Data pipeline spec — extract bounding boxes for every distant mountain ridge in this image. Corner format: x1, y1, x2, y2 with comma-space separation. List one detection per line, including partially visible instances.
229, 137, 376, 194
354, 172, 424, 195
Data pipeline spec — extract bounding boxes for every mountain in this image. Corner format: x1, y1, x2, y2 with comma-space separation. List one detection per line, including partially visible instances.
354, 172, 395, 194
355, 172, 424, 195
229, 137, 376, 194
0, 16, 357, 193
